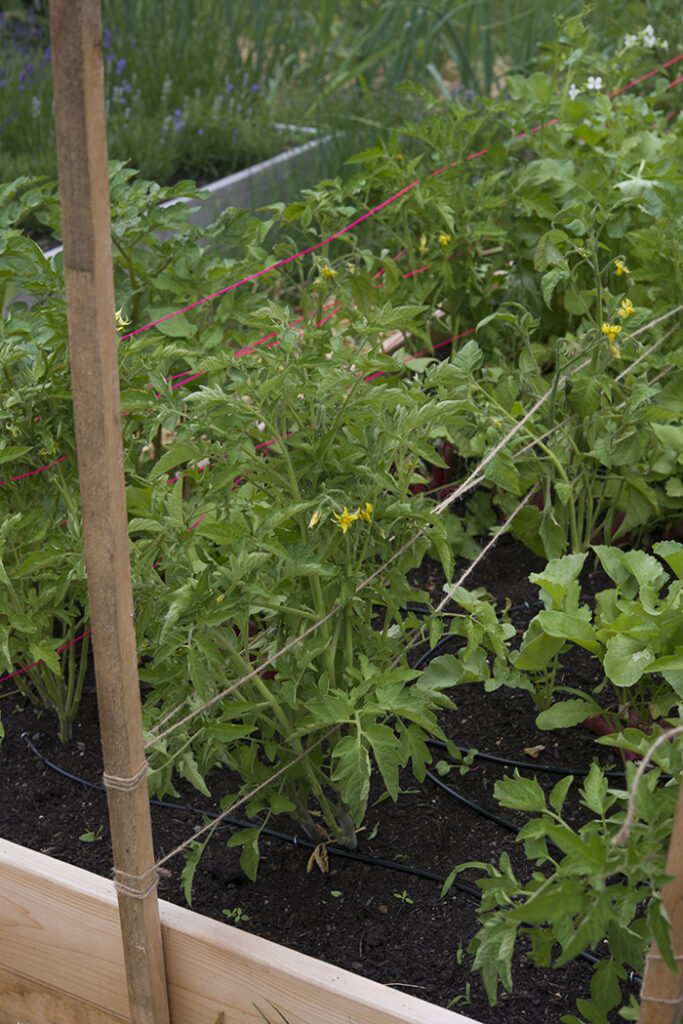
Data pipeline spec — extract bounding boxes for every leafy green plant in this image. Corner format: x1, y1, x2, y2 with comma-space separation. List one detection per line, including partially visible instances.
443, 729, 683, 1023
0, 203, 89, 740
222, 905, 250, 925
518, 543, 683, 728
447, 941, 472, 1008
79, 825, 104, 842
423, 543, 683, 725
133, 318, 461, 879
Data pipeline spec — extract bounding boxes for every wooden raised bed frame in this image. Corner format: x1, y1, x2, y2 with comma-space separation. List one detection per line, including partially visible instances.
0, 838, 478, 1024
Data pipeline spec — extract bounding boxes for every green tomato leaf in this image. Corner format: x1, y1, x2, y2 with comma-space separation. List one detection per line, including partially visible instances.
494, 770, 546, 813
580, 763, 608, 816
227, 828, 261, 882
549, 775, 574, 816
331, 733, 371, 825
364, 723, 400, 802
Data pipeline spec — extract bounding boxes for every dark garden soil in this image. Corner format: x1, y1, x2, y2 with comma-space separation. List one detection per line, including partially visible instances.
0, 533, 641, 1023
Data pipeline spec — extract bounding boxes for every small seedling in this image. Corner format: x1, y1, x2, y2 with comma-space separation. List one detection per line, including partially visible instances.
79, 825, 103, 842
330, 890, 343, 898
222, 906, 250, 925
393, 889, 414, 904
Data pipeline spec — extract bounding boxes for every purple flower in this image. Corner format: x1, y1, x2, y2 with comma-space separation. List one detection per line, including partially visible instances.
251, 84, 259, 92
225, 82, 234, 93
197, 127, 204, 135
115, 57, 126, 75
42, 45, 50, 63
174, 108, 182, 118
102, 27, 112, 50
232, 128, 238, 140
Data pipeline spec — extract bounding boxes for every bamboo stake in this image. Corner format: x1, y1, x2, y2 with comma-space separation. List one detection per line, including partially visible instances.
49, 3, 170, 1022
639, 777, 683, 1024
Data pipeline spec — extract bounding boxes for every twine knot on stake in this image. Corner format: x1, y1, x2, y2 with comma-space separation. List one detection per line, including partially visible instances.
102, 760, 149, 792
113, 864, 163, 900
103, 760, 171, 897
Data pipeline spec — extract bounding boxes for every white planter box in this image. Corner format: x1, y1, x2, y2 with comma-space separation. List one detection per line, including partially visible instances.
41, 132, 332, 263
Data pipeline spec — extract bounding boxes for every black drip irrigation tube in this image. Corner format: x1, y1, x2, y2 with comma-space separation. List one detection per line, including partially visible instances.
19, 731, 476, 895
20, 731, 640, 985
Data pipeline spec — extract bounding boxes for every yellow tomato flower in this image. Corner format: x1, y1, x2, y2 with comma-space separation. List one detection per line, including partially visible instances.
333, 507, 359, 534
614, 259, 629, 276
610, 342, 621, 358
321, 265, 338, 279
115, 308, 131, 330
418, 234, 428, 255
617, 297, 635, 317
602, 322, 622, 343
358, 502, 373, 522
438, 233, 451, 247
308, 509, 321, 529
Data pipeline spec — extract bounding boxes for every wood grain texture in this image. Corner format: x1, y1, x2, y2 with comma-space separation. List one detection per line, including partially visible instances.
638, 778, 683, 1024
49, 2, 170, 1022
0, 839, 480, 1024
0, 966, 129, 1024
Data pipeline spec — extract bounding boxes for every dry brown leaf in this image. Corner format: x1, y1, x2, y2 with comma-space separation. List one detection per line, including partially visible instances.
306, 843, 329, 874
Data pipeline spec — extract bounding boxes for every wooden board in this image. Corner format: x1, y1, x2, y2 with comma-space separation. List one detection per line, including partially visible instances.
0, 965, 129, 1024
0, 839, 481, 1024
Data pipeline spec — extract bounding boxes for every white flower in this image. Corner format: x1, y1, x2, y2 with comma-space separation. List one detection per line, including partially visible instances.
31, 96, 41, 118
568, 83, 580, 100
623, 34, 637, 48
587, 75, 603, 91
643, 24, 656, 47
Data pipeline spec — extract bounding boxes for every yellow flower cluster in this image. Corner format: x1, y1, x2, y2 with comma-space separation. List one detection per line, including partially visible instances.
438, 233, 451, 247
617, 297, 634, 317
602, 321, 622, 358
321, 265, 338, 279
614, 259, 629, 276
115, 308, 131, 331
332, 502, 374, 533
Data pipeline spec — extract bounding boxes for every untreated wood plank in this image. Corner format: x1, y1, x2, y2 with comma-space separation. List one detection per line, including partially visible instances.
0, 966, 129, 1024
0, 839, 480, 1024
638, 777, 683, 1024
49, 3, 170, 1022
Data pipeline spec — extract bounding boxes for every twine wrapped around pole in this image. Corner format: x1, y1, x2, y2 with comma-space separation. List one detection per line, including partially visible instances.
49, 2, 170, 1021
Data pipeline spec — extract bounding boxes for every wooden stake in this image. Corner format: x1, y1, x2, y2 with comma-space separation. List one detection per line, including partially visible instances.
48, 3, 170, 1023
639, 778, 683, 1024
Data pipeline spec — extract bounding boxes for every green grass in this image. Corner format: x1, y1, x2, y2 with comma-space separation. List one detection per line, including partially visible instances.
1, 0, 678, 191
